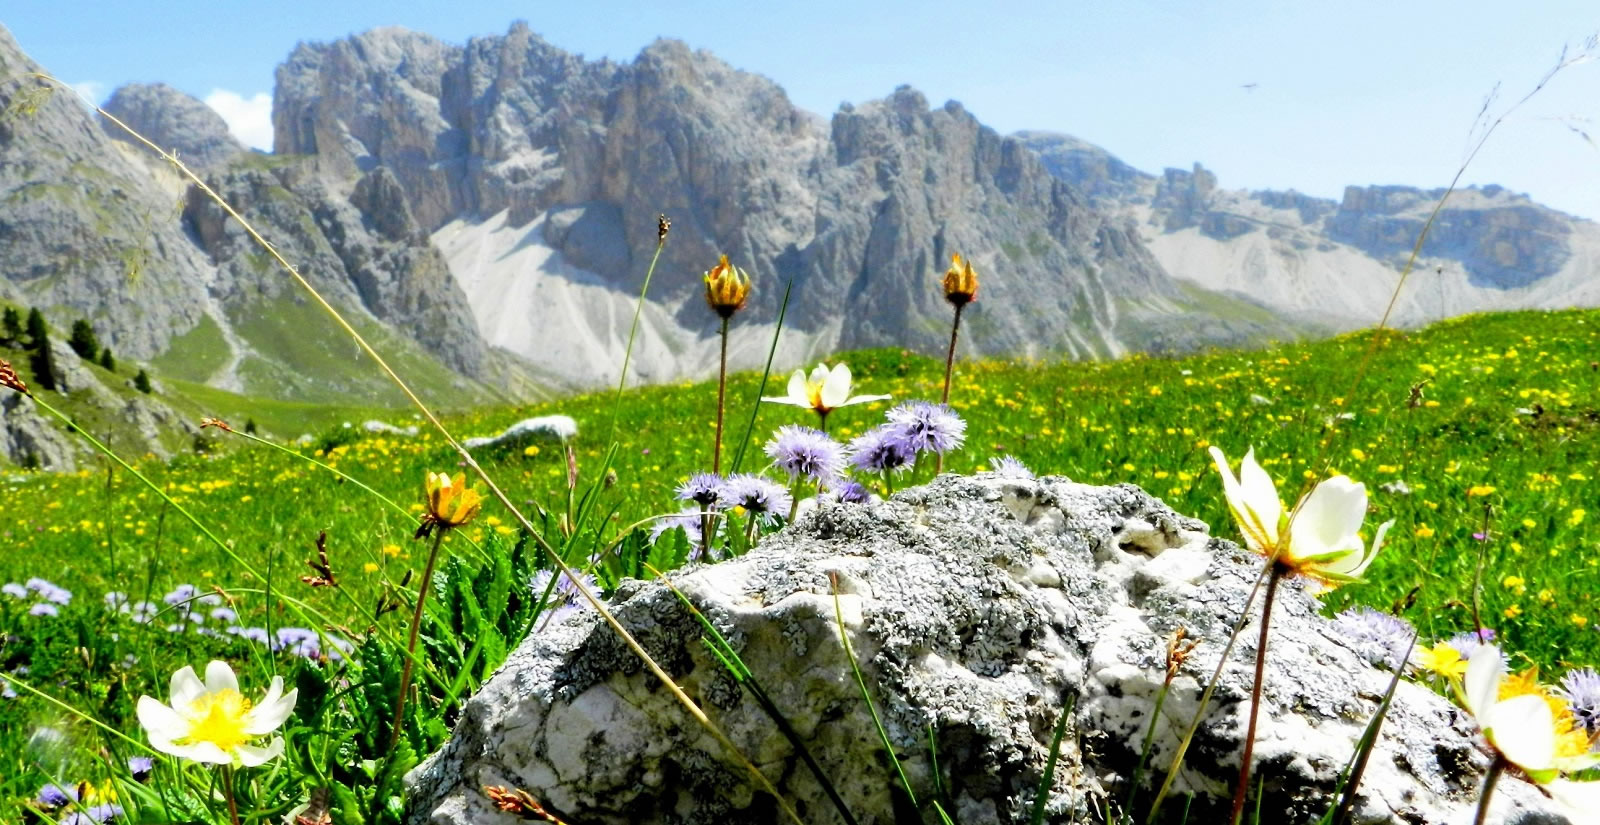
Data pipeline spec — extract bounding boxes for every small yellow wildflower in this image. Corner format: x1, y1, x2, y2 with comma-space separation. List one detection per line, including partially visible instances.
703, 254, 752, 318
941, 253, 978, 306
1416, 643, 1468, 679
1415, 524, 1435, 538
363, 562, 379, 573
1467, 485, 1497, 498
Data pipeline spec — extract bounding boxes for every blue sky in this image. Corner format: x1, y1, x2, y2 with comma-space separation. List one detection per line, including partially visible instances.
5, 1, 1597, 217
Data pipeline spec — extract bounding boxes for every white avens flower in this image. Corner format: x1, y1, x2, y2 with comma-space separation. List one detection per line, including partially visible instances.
762, 363, 889, 417
1463, 644, 1600, 783
1210, 446, 1392, 592
137, 660, 296, 766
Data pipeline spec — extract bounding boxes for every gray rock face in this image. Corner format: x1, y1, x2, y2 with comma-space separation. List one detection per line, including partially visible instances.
274, 25, 1201, 367
1016, 130, 1600, 327
407, 475, 1568, 825
99, 83, 245, 170
0, 27, 213, 362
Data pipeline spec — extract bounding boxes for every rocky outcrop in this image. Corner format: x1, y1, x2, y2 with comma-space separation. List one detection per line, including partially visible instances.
100, 83, 246, 170
407, 475, 1569, 824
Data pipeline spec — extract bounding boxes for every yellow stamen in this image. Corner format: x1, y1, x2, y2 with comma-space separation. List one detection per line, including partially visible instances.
180, 689, 253, 751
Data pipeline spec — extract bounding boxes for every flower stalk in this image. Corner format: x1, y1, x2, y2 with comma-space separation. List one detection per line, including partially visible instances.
938, 254, 977, 473
391, 527, 447, 751
704, 254, 751, 473
1230, 563, 1282, 824
222, 765, 241, 825
1472, 755, 1506, 825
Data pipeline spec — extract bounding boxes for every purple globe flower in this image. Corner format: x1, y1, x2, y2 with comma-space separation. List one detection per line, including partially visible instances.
1560, 667, 1600, 735
886, 401, 967, 455
163, 584, 197, 605
103, 591, 128, 610
128, 755, 154, 782
847, 425, 916, 474
1, 582, 26, 599
722, 474, 792, 524
210, 607, 238, 623
29, 603, 59, 618
764, 425, 845, 482
991, 455, 1035, 479
27, 578, 72, 605
37, 783, 77, 808
675, 473, 726, 508
1332, 607, 1415, 670
649, 508, 707, 549
1445, 627, 1495, 660
530, 569, 598, 616
826, 478, 874, 504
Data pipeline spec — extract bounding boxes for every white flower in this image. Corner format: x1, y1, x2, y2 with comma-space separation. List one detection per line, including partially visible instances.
1209, 446, 1392, 591
136, 660, 296, 766
1462, 644, 1600, 783
762, 363, 889, 416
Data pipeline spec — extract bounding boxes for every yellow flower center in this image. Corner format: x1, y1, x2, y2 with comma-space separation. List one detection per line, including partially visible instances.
181, 689, 253, 750
805, 380, 827, 411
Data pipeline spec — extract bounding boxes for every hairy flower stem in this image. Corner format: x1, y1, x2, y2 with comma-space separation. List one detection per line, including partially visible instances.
787, 479, 804, 522
937, 303, 965, 475
816, 409, 830, 434
699, 504, 713, 561
391, 529, 447, 752
221, 765, 240, 825
1472, 755, 1506, 825
714, 317, 730, 474
1230, 566, 1282, 825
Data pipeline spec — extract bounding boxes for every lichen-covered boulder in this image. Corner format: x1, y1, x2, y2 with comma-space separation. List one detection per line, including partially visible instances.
406, 474, 1571, 824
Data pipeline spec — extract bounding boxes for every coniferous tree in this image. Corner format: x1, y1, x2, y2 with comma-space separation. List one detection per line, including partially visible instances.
98, 348, 115, 371
29, 329, 59, 391
133, 368, 152, 394
1, 307, 21, 345
24, 308, 47, 349
68, 319, 101, 361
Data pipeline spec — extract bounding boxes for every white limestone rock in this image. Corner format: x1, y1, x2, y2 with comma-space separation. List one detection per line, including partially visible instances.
407, 475, 1571, 824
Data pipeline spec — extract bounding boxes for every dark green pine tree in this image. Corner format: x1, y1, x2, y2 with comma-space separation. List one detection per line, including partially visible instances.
98, 348, 115, 371
24, 307, 48, 349
133, 368, 153, 394
68, 319, 101, 361
1, 307, 21, 344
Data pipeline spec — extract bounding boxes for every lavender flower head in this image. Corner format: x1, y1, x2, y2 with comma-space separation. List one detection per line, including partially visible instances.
128, 755, 154, 782
163, 584, 197, 606
2, 582, 26, 599
649, 508, 705, 547
530, 569, 597, 615
675, 473, 726, 508
990, 455, 1035, 480
886, 401, 967, 456
827, 478, 874, 504
722, 474, 792, 524
847, 425, 916, 474
103, 591, 128, 610
29, 603, 59, 618
1332, 607, 1415, 670
26, 578, 72, 605
1560, 668, 1600, 736
37, 783, 77, 808
765, 425, 845, 481
1445, 627, 1496, 661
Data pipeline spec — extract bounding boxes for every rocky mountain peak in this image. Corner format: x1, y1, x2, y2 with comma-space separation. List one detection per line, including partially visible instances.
99, 83, 245, 170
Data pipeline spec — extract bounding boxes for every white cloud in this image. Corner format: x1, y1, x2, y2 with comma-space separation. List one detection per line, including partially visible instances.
203, 89, 274, 151
69, 81, 106, 107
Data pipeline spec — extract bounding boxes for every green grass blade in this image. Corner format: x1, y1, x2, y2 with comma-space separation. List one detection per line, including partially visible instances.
1325, 633, 1419, 825
728, 271, 794, 474
1031, 693, 1077, 825
831, 579, 918, 809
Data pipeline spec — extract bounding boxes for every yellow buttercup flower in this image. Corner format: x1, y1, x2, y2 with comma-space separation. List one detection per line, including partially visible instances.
1416, 642, 1469, 679
941, 253, 978, 307
703, 254, 752, 319
419, 471, 483, 537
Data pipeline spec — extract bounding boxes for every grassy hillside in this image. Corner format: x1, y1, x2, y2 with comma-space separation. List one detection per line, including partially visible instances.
1, 307, 1595, 820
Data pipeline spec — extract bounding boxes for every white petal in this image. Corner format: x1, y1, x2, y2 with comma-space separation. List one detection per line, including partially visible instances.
1210, 446, 1273, 551
137, 695, 188, 747
836, 393, 891, 408
244, 685, 298, 735
1288, 476, 1367, 559
169, 666, 205, 709
1546, 779, 1600, 816
234, 737, 284, 767
783, 369, 808, 405
1484, 694, 1556, 771
1236, 449, 1282, 542
173, 740, 233, 765
820, 363, 852, 410
203, 660, 238, 696
1344, 520, 1392, 578
1464, 644, 1505, 717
